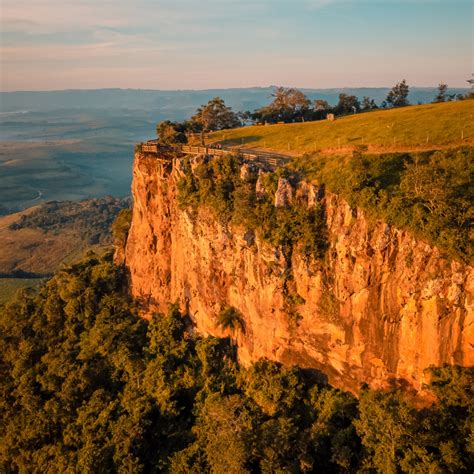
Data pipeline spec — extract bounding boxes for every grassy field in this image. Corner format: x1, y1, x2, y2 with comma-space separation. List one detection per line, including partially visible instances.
209, 100, 474, 154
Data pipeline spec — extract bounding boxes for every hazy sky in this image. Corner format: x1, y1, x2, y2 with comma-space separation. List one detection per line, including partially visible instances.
1, 0, 472, 91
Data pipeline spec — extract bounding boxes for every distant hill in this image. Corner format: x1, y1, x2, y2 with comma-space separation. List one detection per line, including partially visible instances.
1, 87, 469, 118
0, 197, 128, 303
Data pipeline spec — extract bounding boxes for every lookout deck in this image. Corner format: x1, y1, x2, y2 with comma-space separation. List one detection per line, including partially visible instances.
138, 142, 289, 169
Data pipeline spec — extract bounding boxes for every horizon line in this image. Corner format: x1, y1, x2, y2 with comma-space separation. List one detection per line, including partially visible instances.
1, 84, 471, 94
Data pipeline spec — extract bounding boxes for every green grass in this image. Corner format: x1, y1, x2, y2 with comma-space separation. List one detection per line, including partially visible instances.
0, 278, 46, 305
210, 100, 474, 154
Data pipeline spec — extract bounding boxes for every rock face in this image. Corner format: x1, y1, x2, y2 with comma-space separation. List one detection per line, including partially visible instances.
123, 152, 474, 394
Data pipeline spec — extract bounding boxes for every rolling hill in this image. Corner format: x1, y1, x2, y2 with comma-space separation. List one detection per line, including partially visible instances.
210, 100, 474, 154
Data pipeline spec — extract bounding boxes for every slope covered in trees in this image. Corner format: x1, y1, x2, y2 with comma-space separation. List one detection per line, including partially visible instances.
0, 197, 130, 304
1, 255, 472, 472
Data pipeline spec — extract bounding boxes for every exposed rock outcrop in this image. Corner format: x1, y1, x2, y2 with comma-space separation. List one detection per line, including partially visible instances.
274, 177, 294, 207
123, 152, 474, 394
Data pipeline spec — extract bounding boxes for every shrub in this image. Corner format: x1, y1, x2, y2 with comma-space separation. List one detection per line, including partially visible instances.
216, 306, 245, 335
111, 208, 132, 248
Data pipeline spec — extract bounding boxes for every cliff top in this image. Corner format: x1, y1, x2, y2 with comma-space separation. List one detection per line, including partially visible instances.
208, 100, 474, 155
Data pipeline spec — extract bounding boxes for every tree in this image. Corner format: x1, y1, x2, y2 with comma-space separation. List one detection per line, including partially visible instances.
191, 97, 240, 144
386, 79, 410, 107
156, 120, 188, 145
361, 96, 378, 111
335, 93, 361, 115
237, 110, 254, 126
312, 99, 332, 120
283, 88, 312, 122
314, 99, 330, 111
111, 208, 132, 251
216, 306, 245, 340
434, 83, 448, 103
256, 87, 311, 123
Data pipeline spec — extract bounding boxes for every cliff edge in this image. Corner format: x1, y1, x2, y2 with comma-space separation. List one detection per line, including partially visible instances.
122, 150, 473, 394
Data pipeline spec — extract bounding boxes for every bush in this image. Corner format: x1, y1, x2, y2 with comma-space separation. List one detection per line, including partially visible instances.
111, 208, 132, 248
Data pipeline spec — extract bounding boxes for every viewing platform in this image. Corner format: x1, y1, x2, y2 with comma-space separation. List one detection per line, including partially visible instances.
137, 141, 289, 169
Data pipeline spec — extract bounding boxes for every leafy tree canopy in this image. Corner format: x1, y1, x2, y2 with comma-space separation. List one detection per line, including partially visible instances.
191, 97, 241, 134
387, 79, 410, 107
1, 255, 472, 472
156, 120, 188, 145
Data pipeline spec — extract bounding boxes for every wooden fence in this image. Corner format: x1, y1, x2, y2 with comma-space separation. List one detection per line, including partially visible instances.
180, 145, 286, 168
138, 143, 288, 169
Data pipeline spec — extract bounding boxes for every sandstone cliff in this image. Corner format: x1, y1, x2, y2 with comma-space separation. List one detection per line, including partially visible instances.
122, 151, 473, 394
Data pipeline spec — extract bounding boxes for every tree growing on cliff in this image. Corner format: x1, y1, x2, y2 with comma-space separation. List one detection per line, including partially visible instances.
386, 80, 410, 107
216, 306, 245, 340
111, 208, 132, 249
156, 120, 188, 145
191, 97, 241, 145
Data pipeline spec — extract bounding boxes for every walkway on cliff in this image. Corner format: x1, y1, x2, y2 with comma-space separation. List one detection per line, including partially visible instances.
140, 142, 291, 169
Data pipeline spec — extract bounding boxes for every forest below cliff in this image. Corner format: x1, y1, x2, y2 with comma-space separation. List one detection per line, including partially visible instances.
1, 254, 472, 473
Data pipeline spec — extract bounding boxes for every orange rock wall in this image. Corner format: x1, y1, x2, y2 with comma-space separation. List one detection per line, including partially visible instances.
123, 152, 473, 393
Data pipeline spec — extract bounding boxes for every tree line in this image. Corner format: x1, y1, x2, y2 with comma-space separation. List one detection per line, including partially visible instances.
0, 253, 472, 472
156, 81, 471, 146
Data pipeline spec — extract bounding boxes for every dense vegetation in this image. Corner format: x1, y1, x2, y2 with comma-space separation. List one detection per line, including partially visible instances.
9, 197, 129, 246
176, 144, 472, 263
111, 208, 133, 249
0, 255, 472, 473
177, 154, 327, 260
290, 146, 473, 262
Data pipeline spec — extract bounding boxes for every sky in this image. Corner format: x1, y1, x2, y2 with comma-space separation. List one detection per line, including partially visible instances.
0, 0, 472, 91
